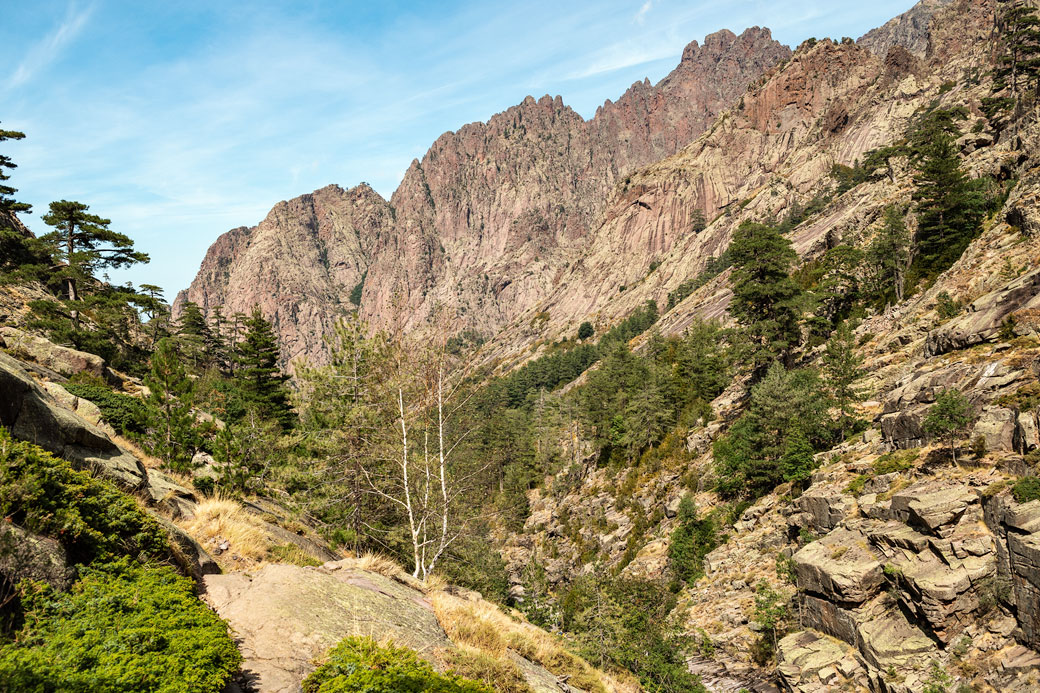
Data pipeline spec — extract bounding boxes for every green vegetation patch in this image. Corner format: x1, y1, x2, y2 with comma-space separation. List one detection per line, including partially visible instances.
63, 383, 150, 437
1012, 477, 1040, 504
303, 637, 492, 693
0, 428, 168, 566
0, 560, 241, 693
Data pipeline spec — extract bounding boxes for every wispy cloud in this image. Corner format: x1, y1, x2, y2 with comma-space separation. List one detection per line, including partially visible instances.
635, 1, 653, 25
6, 2, 93, 90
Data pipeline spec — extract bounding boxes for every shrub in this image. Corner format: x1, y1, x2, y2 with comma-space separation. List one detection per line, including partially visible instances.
302, 637, 492, 693
1012, 477, 1040, 504
935, 291, 960, 320
0, 560, 241, 693
0, 428, 168, 566
63, 384, 150, 437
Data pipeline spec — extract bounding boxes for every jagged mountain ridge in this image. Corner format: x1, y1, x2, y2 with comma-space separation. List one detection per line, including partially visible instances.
176, 27, 792, 364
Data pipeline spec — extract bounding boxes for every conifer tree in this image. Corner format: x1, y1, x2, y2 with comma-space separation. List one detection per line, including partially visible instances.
823, 322, 864, 439
235, 306, 294, 429
984, 1, 1040, 123
728, 220, 802, 374
37, 200, 148, 330
923, 388, 973, 463
145, 338, 198, 471
0, 125, 31, 218
175, 301, 215, 369
865, 206, 910, 304
909, 113, 985, 283
138, 284, 169, 346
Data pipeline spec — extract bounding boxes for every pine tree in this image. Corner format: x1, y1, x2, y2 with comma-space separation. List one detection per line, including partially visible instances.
823, 322, 864, 439
909, 113, 985, 284
37, 200, 148, 330
235, 306, 294, 429
175, 301, 215, 369
865, 206, 910, 305
728, 221, 802, 374
138, 284, 169, 346
144, 338, 198, 471
923, 388, 973, 463
984, 1, 1040, 124
0, 125, 31, 218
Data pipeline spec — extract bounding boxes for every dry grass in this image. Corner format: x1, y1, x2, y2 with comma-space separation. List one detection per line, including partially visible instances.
441, 644, 532, 693
430, 591, 635, 693
177, 496, 270, 564
355, 552, 406, 578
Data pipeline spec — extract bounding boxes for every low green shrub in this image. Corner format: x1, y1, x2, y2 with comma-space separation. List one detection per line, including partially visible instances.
302, 637, 492, 693
0, 560, 240, 693
63, 384, 150, 437
1012, 476, 1040, 504
0, 428, 168, 566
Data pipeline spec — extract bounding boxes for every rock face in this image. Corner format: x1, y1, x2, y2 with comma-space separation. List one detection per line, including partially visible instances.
177, 29, 791, 365
857, 0, 957, 58
0, 326, 107, 380
0, 351, 197, 517
925, 267, 1040, 356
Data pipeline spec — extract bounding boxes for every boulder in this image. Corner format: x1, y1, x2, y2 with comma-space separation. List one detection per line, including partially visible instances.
777, 630, 865, 692
855, 607, 935, 669
973, 406, 1019, 453
40, 381, 117, 437
792, 529, 883, 605
154, 516, 219, 581
0, 326, 106, 378
0, 352, 147, 488
889, 481, 977, 534
925, 267, 1040, 356
1018, 410, 1040, 452
796, 486, 854, 533
0, 523, 74, 590
202, 561, 453, 692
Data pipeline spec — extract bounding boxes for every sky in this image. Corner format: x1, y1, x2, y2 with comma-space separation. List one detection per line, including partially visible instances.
1, 0, 920, 300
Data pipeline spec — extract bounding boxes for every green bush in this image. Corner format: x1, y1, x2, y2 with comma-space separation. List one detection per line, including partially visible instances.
1012, 477, 1040, 504
63, 384, 150, 437
0, 560, 241, 693
302, 637, 492, 693
0, 428, 168, 566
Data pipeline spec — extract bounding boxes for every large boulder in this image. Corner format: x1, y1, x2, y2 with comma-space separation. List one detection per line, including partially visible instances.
0, 326, 106, 378
889, 481, 977, 534
202, 561, 454, 693
792, 529, 883, 605
777, 630, 866, 692
973, 406, 1019, 453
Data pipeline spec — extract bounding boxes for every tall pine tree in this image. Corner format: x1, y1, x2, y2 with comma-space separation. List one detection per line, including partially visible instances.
235, 306, 294, 429
909, 112, 985, 283
145, 338, 198, 471
728, 220, 802, 374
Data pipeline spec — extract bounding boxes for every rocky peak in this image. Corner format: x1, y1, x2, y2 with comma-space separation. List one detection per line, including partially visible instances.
858, 0, 958, 58
180, 23, 792, 364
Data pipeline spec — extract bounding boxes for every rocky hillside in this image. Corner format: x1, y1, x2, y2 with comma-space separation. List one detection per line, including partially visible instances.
176, 28, 790, 365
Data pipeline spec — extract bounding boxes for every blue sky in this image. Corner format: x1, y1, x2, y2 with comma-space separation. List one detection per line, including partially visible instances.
1, 0, 918, 299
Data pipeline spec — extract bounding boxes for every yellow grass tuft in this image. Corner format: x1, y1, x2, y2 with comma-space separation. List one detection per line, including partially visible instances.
355, 551, 406, 578
177, 496, 270, 564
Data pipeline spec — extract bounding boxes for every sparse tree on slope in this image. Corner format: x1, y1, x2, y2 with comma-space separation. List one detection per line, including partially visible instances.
144, 338, 198, 471
824, 321, 865, 439
0, 125, 31, 218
